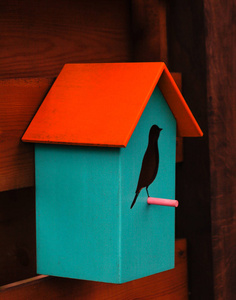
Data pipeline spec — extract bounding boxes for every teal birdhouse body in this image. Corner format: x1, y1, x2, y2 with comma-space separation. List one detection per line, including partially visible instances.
22, 63, 202, 284
35, 87, 176, 283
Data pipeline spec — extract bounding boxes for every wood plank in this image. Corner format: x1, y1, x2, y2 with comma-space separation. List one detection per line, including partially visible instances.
0, 0, 131, 79
203, 1, 236, 299
0, 78, 54, 191
0, 73, 182, 192
0, 239, 188, 300
131, 0, 168, 63
167, 1, 214, 299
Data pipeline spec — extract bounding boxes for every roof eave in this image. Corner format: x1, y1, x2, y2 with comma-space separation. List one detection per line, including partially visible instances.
158, 64, 203, 137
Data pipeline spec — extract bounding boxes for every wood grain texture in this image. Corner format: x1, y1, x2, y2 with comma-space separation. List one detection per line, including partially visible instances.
167, 1, 214, 299
0, 78, 54, 191
0, 239, 188, 299
203, 1, 236, 299
0, 0, 131, 79
131, 0, 168, 63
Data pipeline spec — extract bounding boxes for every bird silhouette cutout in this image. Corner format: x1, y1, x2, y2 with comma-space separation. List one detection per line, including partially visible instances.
130, 125, 162, 209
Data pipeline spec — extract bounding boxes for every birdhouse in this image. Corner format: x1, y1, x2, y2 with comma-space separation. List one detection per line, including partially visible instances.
22, 63, 202, 283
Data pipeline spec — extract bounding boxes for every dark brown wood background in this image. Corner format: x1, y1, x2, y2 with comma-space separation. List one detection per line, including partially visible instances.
0, 0, 131, 78
203, 1, 236, 299
0, 0, 235, 299
167, 1, 214, 299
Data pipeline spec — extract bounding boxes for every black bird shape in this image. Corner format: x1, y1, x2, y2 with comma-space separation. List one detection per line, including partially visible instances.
130, 125, 162, 209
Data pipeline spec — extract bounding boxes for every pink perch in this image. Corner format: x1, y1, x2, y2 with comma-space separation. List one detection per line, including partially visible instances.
147, 197, 179, 207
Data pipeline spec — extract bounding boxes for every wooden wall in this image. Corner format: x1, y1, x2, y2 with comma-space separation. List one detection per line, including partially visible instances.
0, 0, 131, 79
167, 1, 236, 299
203, 1, 236, 299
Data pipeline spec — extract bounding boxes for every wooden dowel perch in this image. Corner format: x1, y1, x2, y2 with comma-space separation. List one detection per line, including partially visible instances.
147, 197, 179, 207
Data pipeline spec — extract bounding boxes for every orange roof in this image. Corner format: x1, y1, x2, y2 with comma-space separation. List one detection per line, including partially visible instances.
22, 63, 203, 147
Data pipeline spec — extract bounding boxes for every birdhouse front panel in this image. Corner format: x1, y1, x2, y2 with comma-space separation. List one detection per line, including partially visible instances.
35, 145, 122, 283
22, 62, 203, 284
119, 86, 176, 282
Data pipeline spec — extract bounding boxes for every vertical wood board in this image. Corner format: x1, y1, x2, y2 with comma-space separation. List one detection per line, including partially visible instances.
204, 1, 236, 299
167, 1, 214, 299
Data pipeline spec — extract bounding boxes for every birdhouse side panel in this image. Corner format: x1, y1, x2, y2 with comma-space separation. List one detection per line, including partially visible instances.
120, 86, 176, 282
35, 144, 121, 283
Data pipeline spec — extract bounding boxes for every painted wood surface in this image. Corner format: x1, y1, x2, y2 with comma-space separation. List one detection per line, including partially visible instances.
0, 0, 131, 79
0, 239, 188, 300
121, 88, 176, 280
204, 1, 236, 299
35, 144, 121, 283
119, 88, 176, 282
34, 86, 176, 283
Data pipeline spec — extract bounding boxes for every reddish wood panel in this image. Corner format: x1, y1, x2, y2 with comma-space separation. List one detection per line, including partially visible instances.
0, 239, 188, 299
204, 1, 236, 299
0, 0, 131, 79
0, 78, 54, 191
131, 0, 168, 64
